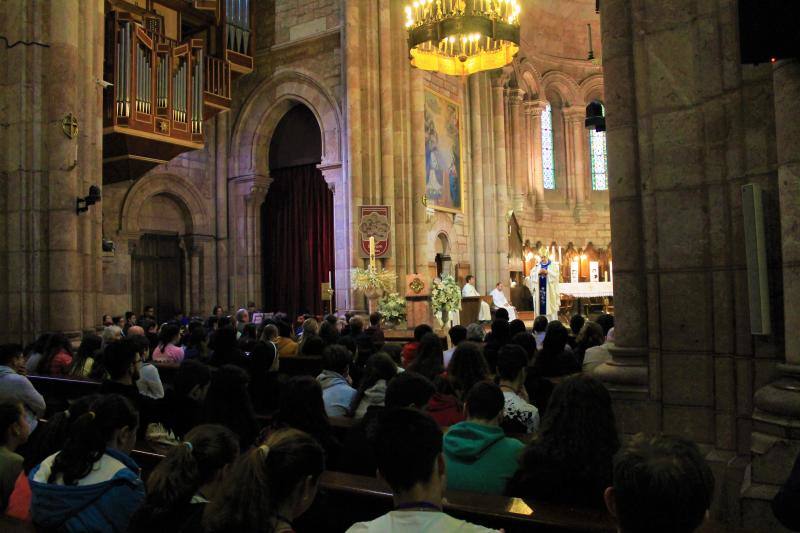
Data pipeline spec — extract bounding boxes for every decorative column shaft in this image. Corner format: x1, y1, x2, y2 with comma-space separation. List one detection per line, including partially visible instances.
563, 106, 587, 220
508, 89, 526, 212
525, 100, 548, 220
491, 74, 510, 287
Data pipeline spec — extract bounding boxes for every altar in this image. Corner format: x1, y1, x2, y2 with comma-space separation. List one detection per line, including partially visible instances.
559, 281, 614, 317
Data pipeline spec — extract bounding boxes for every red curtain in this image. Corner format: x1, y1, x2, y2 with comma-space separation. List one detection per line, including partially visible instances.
262, 164, 334, 318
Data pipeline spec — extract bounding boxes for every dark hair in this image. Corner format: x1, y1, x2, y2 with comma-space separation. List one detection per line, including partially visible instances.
203, 365, 258, 449
348, 316, 364, 336
212, 305, 223, 316
203, 428, 325, 533
158, 324, 181, 351
241, 323, 257, 341
510, 332, 536, 362
299, 335, 325, 356
103, 338, 139, 380
273, 376, 331, 443
407, 333, 444, 381
125, 311, 136, 321
349, 353, 397, 415
569, 314, 586, 336
48, 394, 139, 485
210, 326, 241, 367
175, 360, 212, 397
413, 324, 433, 342
576, 322, 605, 362
466, 275, 474, 283
541, 321, 569, 357
382, 344, 403, 367
533, 316, 549, 333
465, 382, 504, 421
448, 325, 467, 346
276, 321, 293, 339
369, 312, 381, 326
0, 344, 23, 366
318, 321, 339, 345
385, 371, 436, 409
132, 425, 239, 529
129, 334, 152, 361
67, 334, 102, 376
0, 402, 23, 446
336, 335, 357, 358
144, 305, 155, 313
374, 408, 442, 493
613, 434, 714, 533
36, 333, 73, 374
595, 314, 615, 336
447, 341, 489, 399
322, 344, 352, 375
495, 307, 510, 321
497, 344, 528, 381
489, 319, 511, 345
509, 319, 527, 337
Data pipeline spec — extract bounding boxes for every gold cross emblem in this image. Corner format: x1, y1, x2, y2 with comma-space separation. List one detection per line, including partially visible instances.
61, 113, 78, 139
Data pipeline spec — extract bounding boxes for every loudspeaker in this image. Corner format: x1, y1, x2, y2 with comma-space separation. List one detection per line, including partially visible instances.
742, 184, 770, 335
738, 0, 799, 64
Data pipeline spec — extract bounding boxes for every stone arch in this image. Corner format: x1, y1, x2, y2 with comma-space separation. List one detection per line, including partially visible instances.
580, 74, 605, 105
229, 68, 343, 178
518, 60, 544, 100
118, 173, 212, 238
541, 71, 582, 107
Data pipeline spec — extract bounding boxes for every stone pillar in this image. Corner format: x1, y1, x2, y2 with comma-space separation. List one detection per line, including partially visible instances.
525, 100, 548, 220
508, 89, 526, 213
468, 74, 487, 292
491, 74, 510, 288
229, 173, 270, 309
318, 162, 351, 311
410, 69, 429, 275
563, 106, 588, 220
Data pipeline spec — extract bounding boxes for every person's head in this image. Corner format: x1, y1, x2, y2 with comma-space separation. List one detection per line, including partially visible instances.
577, 321, 605, 350
533, 315, 549, 333
48, 394, 139, 484
348, 315, 364, 336
448, 325, 467, 347
322, 344, 352, 376
447, 341, 489, 397
212, 326, 238, 354
510, 332, 536, 362
102, 314, 113, 327
369, 312, 381, 327
465, 323, 485, 342
413, 323, 434, 342
385, 371, 436, 409
212, 305, 224, 318
596, 313, 615, 337
103, 338, 142, 382
113, 315, 126, 329
408, 333, 444, 381
495, 307, 510, 321
141, 424, 239, 520
490, 318, 511, 345
350, 353, 398, 414
495, 282, 504, 292
125, 311, 137, 325
570, 314, 586, 336
497, 344, 528, 386
299, 335, 325, 356
139, 318, 157, 334
261, 324, 279, 342
318, 320, 339, 345
464, 382, 504, 424
541, 320, 569, 355
129, 333, 152, 363
187, 325, 208, 348
0, 344, 24, 373
606, 434, 714, 533
174, 359, 212, 402
240, 323, 258, 341
275, 376, 330, 438
143, 305, 155, 318
509, 319, 526, 337
158, 323, 181, 349
465, 275, 474, 285
235, 308, 249, 325
0, 402, 31, 451
101, 325, 123, 345
127, 325, 145, 337
39, 332, 73, 374
301, 318, 320, 337
203, 428, 325, 532
203, 365, 256, 448
374, 408, 444, 497
276, 321, 293, 339
324, 314, 338, 326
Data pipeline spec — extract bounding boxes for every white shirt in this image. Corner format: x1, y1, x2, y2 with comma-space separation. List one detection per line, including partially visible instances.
490, 288, 511, 308
462, 283, 480, 297
347, 511, 499, 533
443, 347, 456, 369
583, 343, 613, 373
502, 390, 540, 434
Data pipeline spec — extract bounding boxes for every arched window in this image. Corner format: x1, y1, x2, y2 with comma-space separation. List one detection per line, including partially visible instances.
541, 102, 555, 190
589, 128, 608, 191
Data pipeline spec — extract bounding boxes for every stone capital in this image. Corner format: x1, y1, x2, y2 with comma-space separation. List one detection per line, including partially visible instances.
562, 106, 586, 123
490, 71, 510, 89
592, 344, 649, 393
506, 88, 525, 105
524, 99, 549, 117
317, 161, 342, 193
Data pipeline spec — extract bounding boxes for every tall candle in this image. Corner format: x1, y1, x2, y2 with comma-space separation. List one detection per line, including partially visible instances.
369, 236, 376, 269
558, 246, 562, 264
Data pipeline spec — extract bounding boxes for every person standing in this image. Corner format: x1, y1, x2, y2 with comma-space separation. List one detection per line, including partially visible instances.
461, 276, 491, 322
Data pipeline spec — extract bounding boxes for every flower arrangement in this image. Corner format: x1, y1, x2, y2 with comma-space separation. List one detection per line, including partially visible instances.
351, 267, 397, 293
378, 292, 407, 323
431, 274, 461, 315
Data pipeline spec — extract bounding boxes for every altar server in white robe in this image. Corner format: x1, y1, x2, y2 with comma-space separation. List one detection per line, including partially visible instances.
490, 282, 517, 321
530, 247, 561, 321
461, 275, 491, 322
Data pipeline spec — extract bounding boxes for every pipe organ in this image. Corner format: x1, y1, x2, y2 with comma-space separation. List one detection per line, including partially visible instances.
103, 0, 252, 182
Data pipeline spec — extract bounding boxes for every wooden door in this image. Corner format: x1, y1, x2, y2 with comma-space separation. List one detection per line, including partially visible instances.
132, 233, 184, 323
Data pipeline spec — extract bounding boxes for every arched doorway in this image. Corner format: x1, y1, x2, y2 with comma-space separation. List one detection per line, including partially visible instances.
261, 104, 335, 317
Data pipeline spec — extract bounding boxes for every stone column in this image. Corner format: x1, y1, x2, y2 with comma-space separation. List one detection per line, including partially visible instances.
525, 100, 548, 220
563, 106, 588, 220
507, 89, 526, 213
491, 74, 510, 288
410, 69, 429, 275
229, 173, 270, 309
468, 74, 487, 291
318, 162, 351, 311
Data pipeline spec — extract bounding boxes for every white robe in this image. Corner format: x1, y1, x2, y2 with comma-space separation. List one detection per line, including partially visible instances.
462, 283, 491, 321
529, 261, 560, 321
490, 288, 517, 321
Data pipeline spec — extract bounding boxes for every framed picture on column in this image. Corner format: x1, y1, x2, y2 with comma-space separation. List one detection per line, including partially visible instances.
424, 88, 464, 213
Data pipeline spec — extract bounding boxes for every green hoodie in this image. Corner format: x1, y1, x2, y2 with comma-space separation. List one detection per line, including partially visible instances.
443, 421, 524, 495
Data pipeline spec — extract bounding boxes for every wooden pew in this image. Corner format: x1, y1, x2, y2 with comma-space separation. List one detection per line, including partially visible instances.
278, 355, 323, 377
27, 374, 102, 417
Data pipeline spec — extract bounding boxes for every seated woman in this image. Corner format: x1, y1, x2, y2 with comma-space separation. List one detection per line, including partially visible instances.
67, 333, 102, 378
202, 428, 325, 533
129, 424, 239, 533
203, 365, 259, 451
446, 341, 490, 401
152, 324, 184, 364
35, 333, 73, 376
29, 394, 144, 531
0, 402, 30, 511
506, 375, 620, 508
349, 353, 397, 418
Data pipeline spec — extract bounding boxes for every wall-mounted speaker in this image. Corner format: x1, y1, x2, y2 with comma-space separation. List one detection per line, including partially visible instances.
742, 184, 771, 335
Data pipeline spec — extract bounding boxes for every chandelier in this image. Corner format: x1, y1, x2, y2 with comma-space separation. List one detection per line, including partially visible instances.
405, 0, 521, 76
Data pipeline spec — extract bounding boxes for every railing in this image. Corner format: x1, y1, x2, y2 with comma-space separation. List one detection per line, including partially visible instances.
204, 55, 231, 100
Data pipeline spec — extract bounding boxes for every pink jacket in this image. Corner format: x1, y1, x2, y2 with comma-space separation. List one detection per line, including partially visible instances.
152, 343, 184, 363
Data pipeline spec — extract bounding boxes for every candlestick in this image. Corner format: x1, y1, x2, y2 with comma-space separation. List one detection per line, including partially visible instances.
558, 246, 562, 264
369, 236, 376, 270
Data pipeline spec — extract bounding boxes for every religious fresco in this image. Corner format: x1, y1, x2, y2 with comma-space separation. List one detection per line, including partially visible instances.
424, 89, 464, 213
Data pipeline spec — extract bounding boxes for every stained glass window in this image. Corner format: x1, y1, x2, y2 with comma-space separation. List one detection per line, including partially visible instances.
541, 103, 555, 190
589, 128, 608, 191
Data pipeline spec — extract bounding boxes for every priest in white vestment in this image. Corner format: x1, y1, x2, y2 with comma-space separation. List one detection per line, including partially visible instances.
490, 282, 517, 321
461, 275, 491, 322
527, 248, 561, 321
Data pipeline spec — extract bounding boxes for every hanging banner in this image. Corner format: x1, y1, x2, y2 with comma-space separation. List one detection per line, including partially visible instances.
590, 261, 600, 282
359, 205, 391, 259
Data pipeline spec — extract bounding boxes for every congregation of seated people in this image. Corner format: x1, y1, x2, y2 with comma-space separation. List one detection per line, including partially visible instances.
0, 306, 779, 532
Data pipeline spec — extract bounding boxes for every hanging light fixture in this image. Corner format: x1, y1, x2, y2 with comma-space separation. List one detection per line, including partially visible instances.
405, 0, 521, 76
